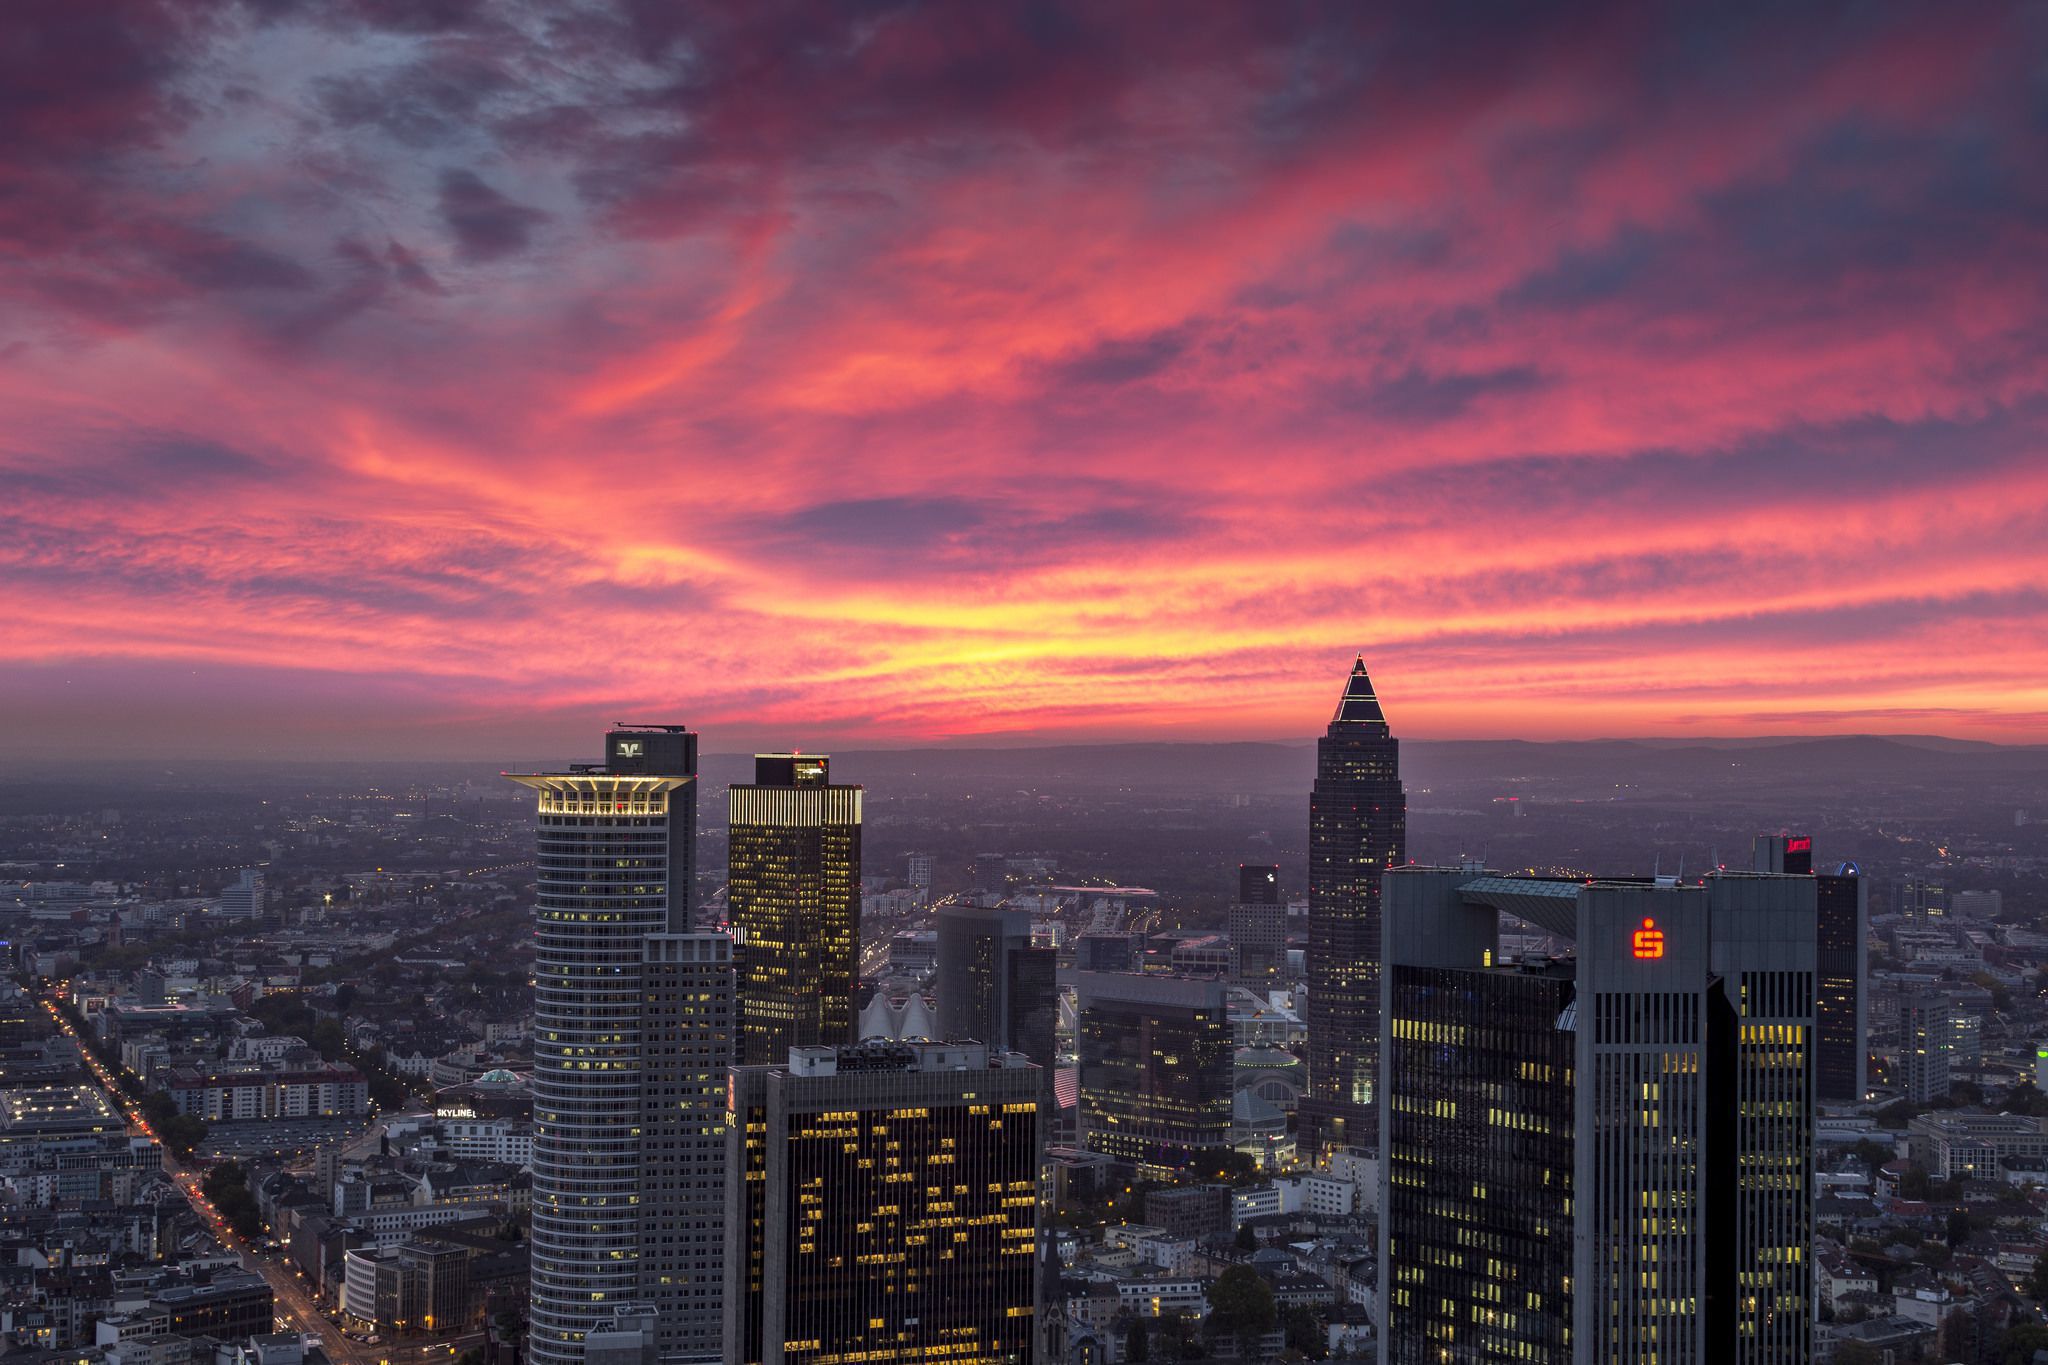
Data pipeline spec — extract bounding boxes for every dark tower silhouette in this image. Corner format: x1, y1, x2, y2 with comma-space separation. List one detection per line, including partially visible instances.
1298, 656, 1406, 1162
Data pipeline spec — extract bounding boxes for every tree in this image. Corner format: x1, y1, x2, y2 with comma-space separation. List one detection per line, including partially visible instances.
1235, 1223, 1258, 1253
2029, 1247, 2048, 1304
1997, 1323, 2048, 1365
1831, 1342, 1881, 1365
1280, 1306, 1325, 1359
1204, 1266, 1277, 1355
1948, 1206, 1974, 1248
201, 1160, 264, 1239
1942, 1306, 1981, 1364
1126, 1316, 1150, 1363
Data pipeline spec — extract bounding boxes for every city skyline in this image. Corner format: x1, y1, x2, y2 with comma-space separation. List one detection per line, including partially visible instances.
6, 4, 2048, 758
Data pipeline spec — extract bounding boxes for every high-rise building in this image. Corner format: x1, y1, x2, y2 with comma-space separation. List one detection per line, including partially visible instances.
1815, 864, 1868, 1104
1300, 656, 1406, 1161
935, 904, 1057, 1071
722, 1041, 1042, 1365
219, 868, 266, 920
1071, 971, 1233, 1178
1752, 835, 1868, 1104
1228, 864, 1285, 985
1379, 866, 1816, 1365
1900, 877, 1946, 920
509, 725, 732, 1365
1902, 990, 1956, 1104
729, 754, 863, 1066
906, 852, 934, 903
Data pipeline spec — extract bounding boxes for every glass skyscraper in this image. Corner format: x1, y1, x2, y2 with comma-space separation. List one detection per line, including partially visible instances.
1300, 656, 1406, 1161
509, 726, 733, 1365
1380, 866, 1817, 1365
729, 754, 863, 1066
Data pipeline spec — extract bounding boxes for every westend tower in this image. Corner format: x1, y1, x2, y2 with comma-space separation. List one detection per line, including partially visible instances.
1298, 656, 1407, 1161
510, 726, 733, 1365
729, 754, 863, 1065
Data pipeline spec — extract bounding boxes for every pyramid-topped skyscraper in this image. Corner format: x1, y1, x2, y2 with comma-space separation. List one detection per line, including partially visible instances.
1297, 656, 1407, 1163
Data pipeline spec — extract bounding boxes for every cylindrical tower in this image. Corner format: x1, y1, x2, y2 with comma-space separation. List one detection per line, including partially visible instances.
509, 769, 693, 1365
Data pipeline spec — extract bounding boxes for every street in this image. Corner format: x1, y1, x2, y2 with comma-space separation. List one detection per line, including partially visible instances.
35, 991, 418, 1365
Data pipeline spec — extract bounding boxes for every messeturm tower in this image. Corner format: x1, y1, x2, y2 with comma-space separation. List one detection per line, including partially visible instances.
1298, 656, 1407, 1162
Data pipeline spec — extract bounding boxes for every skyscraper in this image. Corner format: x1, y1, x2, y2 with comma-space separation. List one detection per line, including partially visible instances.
1902, 990, 1955, 1105
1379, 866, 1816, 1365
1752, 835, 1869, 1104
1228, 864, 1285, 985
1299, 656, 1406, 1161
509, 725, 732, 1365
729, 754, 863, 1065
722, 1041, 1043, 1365
935, 903, 1057, 1072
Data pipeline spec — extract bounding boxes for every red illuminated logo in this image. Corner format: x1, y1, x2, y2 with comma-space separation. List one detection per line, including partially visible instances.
1786, 836, 1812, 854
1632, 918, 1665, 960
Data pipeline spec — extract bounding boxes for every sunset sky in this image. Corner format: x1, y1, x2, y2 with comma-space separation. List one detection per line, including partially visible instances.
4, 2, 2046, 758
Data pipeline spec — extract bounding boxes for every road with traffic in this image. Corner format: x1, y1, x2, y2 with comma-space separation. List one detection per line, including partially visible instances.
37, 994, 399, 1365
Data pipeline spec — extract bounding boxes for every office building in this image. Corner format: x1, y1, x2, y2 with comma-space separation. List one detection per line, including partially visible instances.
1072, 971, 1233, 1177
1379, 866, 1816, 1365
722, 1041, 1042, 1365
906, 852, 934, 903
729, 754, 863, 1065
1073, 932, 1140, 974
1900, 877, 1946, 920
1814, 864, 1868, 1103
1902, 991, 1956, 1104
935, 903, 1057, 1070
1300, 656, 1407, 1161
1949, 889, 2003, 918
1229, 864, 1286, 985
1752, 835, 1868, 1104
509, 725, 731, 1365
219, 868, 266, 920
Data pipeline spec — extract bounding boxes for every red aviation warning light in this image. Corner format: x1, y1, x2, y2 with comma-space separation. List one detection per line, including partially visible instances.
1632, 918, 1665, 960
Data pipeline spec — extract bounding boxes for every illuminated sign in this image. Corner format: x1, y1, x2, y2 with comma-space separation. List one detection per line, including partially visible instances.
615, 739, 645, 758
1786, 836, 1812, 854
1632, 918, 1665, 960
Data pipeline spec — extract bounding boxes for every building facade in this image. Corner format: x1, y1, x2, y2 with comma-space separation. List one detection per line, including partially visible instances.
1071, 972, 1233, 1177
729, 755, 863, 1066
722, 1041, 1042, 1365
935, 904, 1057, 1070
1814, 865, 1869, 1104
1753, 834, 1868, 1104
1379, 867, 1817, 1365
510, 725, 730, 1365
1228, 864, 1286, 985
1300, 657, 1407, 1162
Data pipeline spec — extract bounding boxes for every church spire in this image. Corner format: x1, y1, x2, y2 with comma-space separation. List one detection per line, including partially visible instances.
1330, 654, 1388, 727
